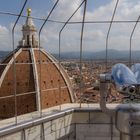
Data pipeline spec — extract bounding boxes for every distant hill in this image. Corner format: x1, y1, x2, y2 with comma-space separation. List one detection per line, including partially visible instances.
0, 51, 10, 60
54, 49, 140, 60
0, 49, 140, 60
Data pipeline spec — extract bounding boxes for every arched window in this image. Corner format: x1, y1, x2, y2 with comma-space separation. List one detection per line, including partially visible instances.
27, 35, 29, 45
32, 35, 34, 46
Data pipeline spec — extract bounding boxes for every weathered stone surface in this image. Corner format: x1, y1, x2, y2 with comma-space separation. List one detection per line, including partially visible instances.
0, 132, 22, 140
89, 111, 111, 124
0, 104, 137, 140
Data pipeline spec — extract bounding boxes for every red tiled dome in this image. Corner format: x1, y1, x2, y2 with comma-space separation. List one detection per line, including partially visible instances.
0, 10, 74, 118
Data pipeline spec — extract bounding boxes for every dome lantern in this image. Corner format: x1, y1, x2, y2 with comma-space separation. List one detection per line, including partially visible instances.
19, 8, 39, 48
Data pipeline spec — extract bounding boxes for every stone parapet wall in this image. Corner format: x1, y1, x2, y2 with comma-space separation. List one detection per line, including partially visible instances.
0, 104, 120, 140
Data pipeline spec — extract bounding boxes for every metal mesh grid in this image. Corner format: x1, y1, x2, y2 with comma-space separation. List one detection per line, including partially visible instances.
0, 0, 140, 129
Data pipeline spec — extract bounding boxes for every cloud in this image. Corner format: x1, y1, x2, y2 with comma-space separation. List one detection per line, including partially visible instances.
1, 0, 140, 54
0, 23, 23, 51
52, 0, 82, 21
41, 0, 140, 53
0, 25, 11, 51
81, 0, 140, 51
0, 25, 9, 34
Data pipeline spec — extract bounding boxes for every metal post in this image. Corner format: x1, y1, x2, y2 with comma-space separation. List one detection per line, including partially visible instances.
12, 0, 28, 124
120, 133, 132, 140
129, 16, 140, 67
79, 0, 87, 107
58, 0, 86, 108
38, 0, 60, 115
105, 0, 119, 71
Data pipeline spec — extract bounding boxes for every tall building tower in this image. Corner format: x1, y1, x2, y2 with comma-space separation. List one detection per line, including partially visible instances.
0, 9, 74, 118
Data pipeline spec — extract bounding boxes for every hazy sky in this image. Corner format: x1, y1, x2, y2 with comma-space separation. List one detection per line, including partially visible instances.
0, 0, 140, 54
